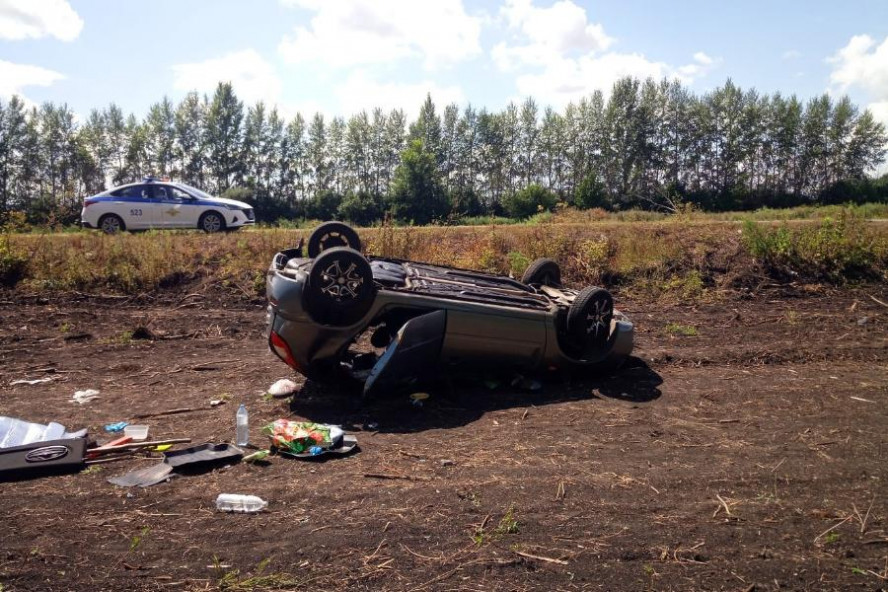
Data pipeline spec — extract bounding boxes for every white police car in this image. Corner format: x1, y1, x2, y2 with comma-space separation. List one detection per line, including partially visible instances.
80, 177, 255, 233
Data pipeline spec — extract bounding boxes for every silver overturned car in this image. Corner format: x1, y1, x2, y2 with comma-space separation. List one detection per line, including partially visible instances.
266, 222, 633, 394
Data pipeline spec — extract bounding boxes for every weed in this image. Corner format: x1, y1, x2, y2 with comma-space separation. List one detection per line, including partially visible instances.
215, 556, 303, 592
662, 270, 705, 299
58, 322, 71, 334
851, 567, 867, 576
81, 465, 103, 475
507, 251, 530, 277
495, 505, 520, 535
785, 310, 799, 325
129, 526, 150, 552
823, 532, 840, 545
665, 323, 698, 336
473, 505, 520, 546
742, 209, 887, 280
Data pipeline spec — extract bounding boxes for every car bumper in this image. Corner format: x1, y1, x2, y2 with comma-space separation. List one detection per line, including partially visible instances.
80, 219, 95, 229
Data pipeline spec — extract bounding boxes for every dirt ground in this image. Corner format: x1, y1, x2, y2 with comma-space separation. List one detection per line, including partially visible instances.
0, 285, 887, 591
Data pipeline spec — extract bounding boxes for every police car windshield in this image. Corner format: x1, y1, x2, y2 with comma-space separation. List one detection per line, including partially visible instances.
176, 183, 214, 200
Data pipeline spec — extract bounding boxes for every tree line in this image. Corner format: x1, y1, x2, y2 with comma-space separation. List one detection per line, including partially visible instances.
0, 77, 886, 226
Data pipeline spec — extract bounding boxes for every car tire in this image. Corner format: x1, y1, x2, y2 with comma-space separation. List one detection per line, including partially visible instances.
99, 214, 125, 234
304, 247, 376, 326
566, 286, 614, 352
307, 221, 361, 258
522, 258, 561, 287
199, 211, 226, 233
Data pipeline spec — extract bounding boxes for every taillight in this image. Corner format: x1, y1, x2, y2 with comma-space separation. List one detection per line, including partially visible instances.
83, 199, 97, 208
269, 330, 299, 370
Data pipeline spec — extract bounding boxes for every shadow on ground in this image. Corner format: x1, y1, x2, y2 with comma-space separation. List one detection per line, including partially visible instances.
287, 357, 662, 434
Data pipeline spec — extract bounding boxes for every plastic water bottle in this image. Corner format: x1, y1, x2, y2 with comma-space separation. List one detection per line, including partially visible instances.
215, 494, 267, 513
236, 404, 249, 447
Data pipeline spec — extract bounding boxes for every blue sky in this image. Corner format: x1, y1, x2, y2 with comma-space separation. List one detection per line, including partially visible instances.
2, 0, 888, 124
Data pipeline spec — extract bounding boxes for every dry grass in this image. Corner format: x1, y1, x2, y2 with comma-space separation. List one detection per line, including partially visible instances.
5, 214, 887, 298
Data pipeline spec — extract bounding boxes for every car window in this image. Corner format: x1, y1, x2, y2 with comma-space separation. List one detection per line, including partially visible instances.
154, 185, 193, 201
111, 185, 149, 199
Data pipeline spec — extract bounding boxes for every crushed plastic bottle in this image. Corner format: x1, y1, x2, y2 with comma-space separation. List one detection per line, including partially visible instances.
215, 494, 268, 513
236, 404, 249, 447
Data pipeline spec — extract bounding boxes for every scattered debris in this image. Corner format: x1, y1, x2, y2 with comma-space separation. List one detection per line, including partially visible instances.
72, 389, 100, 404
440, 459, 454, 467
107, 463, 174, 488
104, 421, 128, 433
242, 449, 270, 463
107, 443, 242, 488
123, 425, 149, 441
267, 378, 299, 398
0, 416, 87, 448
209, 399, 226, 407
9, 377, 55, 386
263, 419, 357, 459
216, 493, 268, 513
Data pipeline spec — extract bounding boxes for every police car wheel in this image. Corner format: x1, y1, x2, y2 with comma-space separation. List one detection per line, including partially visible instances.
99, 214, 125, 234
199, 211, 225, 233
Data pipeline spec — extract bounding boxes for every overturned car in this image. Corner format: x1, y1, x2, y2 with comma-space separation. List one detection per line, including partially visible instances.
266, 222, 633, 394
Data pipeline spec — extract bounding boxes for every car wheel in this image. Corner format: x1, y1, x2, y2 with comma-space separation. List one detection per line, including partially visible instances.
307, 221, 361, 258
99, 214, 125, 234
566, 286, 614, 351
199, 211, 225, 233
304, 247, 375, 326
522, 258, 561, 287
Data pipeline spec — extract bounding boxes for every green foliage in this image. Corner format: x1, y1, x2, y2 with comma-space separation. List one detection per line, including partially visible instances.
305, 190, 343, 221
387, 139, 449, 224
507, 251, 530, 276
337, 191, 382, 226
504, 184, 558, 219
742, 209, 887, 280
575, 173, 610, 209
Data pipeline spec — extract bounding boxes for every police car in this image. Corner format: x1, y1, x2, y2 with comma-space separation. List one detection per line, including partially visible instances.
80, 177, 255, 233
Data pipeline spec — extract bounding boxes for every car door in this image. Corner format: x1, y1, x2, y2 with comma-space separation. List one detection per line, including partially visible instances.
111, 185, 157, 229
155, 185, 196, 227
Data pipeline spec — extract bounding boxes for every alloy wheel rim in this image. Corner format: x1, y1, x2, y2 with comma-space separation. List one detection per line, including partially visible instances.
204, 215, 221, 232
102, 218, 120, 233
320, 259, 364, 300
585, 298, 612, 340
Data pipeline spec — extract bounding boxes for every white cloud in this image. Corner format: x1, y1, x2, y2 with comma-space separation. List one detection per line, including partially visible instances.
493, 0, 717, 107
782, 49, 802, 60
828, 34, 888, 131
278, 0, 481, 70
171, 50, 283, 107
828, 34, 888, 98
334, 71, 465, 119
675, 51, 721, 81
0, 59, 65, 104
0, 0, 83, 41
494, 0, 613, 70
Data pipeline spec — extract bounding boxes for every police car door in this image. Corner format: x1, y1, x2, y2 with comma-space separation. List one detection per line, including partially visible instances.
119, 184, 158, 228
156, 185, 193, 227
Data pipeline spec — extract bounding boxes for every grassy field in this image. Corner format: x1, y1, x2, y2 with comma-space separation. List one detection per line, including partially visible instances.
2, 206, 886, 298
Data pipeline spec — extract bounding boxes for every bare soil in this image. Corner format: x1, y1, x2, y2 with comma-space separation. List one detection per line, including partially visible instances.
0, 286, 887, 591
